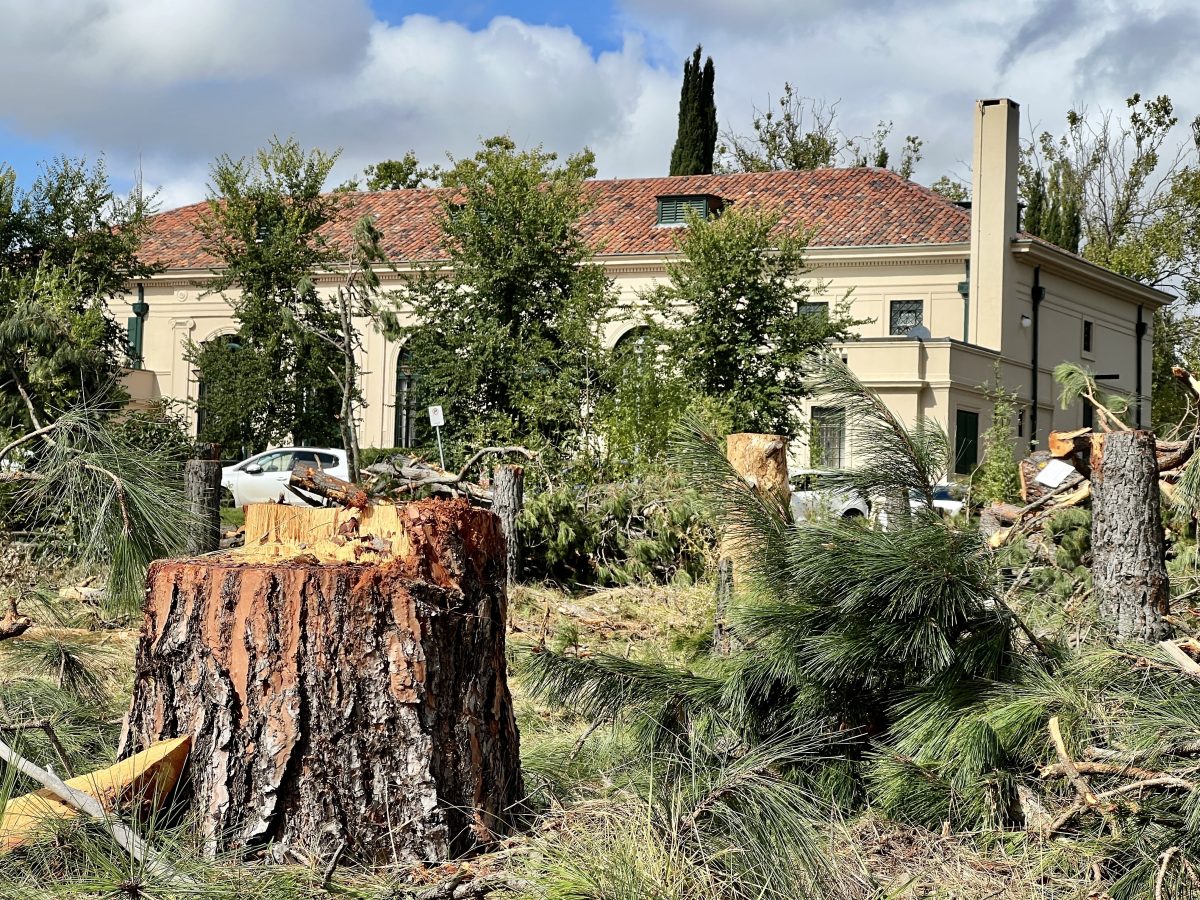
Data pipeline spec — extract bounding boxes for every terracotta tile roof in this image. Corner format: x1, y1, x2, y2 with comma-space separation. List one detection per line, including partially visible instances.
139, 168, 971, 272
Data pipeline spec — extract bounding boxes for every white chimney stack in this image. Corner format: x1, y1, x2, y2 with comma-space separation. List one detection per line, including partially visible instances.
967, 98, 1020, 349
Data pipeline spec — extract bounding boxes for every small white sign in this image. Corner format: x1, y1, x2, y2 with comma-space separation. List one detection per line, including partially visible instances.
427, 405, 445, 428
1035, 458, 1076, 489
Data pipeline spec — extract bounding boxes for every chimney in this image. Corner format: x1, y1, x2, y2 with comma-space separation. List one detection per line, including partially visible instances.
967, 98, 1019, 349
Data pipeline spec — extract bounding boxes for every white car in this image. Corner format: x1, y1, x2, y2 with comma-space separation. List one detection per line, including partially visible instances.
221, 447, 348, 508
789, 470, 871, 521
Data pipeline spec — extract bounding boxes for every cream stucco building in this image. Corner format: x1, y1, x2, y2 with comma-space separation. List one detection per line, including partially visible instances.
115, 98, 1170, 471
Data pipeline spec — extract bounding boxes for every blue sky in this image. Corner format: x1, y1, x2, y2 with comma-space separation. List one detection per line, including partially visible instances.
0, 1, 1197, 208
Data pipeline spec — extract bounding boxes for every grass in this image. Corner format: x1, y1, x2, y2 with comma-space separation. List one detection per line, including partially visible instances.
1, 547, 1173, 899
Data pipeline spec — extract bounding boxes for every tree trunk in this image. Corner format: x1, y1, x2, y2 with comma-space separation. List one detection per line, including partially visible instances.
492, 464, 524, 586
184, 442, 222, 555
1090, 430, 1170, 643
119, 496, 522, 866
713, 434, 791, 655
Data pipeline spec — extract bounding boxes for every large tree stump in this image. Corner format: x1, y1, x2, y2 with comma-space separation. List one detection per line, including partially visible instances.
119, 496, 522, 865
1090, 430, 1170, 643
713, 434, 791, 655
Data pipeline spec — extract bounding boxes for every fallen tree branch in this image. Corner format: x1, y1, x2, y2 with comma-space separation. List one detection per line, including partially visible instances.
289, 464, 370, 510
1159, 640, 1200, 681
80, 462, 132, 537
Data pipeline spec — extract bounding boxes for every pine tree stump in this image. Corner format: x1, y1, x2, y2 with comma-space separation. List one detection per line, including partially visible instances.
713, 434, 790, 655
1090, 430, 1170, 643
119, 497, 522, 865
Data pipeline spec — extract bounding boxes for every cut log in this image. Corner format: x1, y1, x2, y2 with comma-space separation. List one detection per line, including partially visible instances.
0, 737, 190, 853
1090, 430, 1170, 643
714, 434, 790, 655
1049, 428, 1091, 459
120, 496, 522, 866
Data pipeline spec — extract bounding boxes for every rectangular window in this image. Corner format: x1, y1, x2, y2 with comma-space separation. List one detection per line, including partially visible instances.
811, 406, 846, 470
1083, 319, 1094, 354
1082, 401, 1094, 430
890, 300, 924, 336
954, 409, 979, 475
656, 195, 721, 225
797, 301, 829, 319
1016, 407, 1025, 438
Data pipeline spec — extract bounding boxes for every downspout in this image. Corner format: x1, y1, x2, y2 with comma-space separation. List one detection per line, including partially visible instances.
129, 283, 149, 370
1029, 267, 1044, 449
1135, 305, 1146, 427
957, 260, 970, 342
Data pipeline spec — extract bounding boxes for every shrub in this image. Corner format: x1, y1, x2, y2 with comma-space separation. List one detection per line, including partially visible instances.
519, 475, 714, 587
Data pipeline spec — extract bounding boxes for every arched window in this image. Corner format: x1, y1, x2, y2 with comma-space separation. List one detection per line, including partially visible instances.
394, 349, 417, 449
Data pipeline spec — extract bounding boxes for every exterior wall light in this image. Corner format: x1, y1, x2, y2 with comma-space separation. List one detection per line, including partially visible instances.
1020, 314, 1032, 328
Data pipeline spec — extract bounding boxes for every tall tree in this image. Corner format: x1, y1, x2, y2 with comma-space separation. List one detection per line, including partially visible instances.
0, 158, 155, 434
718, 83, 923, 178
1020, 94, 1200, 427
668, 46, 717, 176
193, 138, 347, 452
645, 204, 861, 435
398, 137, 610, 458
363, 151, 440, 190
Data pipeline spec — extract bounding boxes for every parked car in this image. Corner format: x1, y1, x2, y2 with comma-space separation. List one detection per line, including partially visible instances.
789, 470, 871, 521
221, 447, 348, 508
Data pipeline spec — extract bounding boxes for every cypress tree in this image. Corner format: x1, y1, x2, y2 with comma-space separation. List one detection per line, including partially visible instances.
669, 46, 717, 176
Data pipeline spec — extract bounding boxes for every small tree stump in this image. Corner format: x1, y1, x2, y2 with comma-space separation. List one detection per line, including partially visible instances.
492, 464, 524, 586
1090, 430, 1170, 643
184, 442, 222, 554
713, 434, 790, 655
119, 497, 522, 865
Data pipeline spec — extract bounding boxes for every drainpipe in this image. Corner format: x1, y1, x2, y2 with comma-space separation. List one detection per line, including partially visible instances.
1029, 267, 1044, 449
129, 283, 149, 369
957, 260, 970, 342
1135, 305, 1146, 427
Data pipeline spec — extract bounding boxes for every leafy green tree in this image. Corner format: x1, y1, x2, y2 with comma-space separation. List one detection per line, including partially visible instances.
971, 369, 1022, 505
645, 205, 861, 435
718, 83, 922, 178
363, 151, 439, 190
397, 137, 610, 458
668, 46, 717, 176
192, 138, 348, 452
930, 175, 970, 202
0, 158, 155, 433
1021, 94, 1200, 428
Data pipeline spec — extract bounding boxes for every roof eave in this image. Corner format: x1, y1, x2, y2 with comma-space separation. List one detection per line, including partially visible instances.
1010, 239, 1174, 308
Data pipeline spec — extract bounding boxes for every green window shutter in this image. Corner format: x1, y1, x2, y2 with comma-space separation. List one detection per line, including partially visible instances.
656, 195, 719, 225
954, 409, 979, 475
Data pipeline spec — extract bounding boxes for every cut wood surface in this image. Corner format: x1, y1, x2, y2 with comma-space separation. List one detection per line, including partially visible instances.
0, 737, 190, 852
120, 497, 522, 866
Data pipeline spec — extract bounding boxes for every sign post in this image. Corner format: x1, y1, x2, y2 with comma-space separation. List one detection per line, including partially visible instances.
428, 405, 446, 470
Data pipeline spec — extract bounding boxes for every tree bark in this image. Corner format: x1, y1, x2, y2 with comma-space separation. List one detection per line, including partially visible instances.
120, 496, 522, 866
492, 464, 523, 586
184, 443, 223, 555
1090, 430, 1170, 643
713, 434, 791, 655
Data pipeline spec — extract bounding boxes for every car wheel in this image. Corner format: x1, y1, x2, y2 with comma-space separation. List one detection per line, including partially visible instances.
842, 509, 865, 519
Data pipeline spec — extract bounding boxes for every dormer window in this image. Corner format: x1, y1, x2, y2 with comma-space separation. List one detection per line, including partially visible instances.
656, 194, 724, 226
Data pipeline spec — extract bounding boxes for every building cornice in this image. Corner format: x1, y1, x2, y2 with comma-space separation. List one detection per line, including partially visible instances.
125, 241, 970, 290
1011, 239, 1173, 308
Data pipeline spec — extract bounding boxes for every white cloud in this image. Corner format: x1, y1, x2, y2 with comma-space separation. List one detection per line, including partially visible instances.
0, 0, 1196, 207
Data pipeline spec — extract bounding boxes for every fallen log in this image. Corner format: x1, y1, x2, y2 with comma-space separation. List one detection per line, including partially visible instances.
120, 496, 522, 866
289, 463, 370, 509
